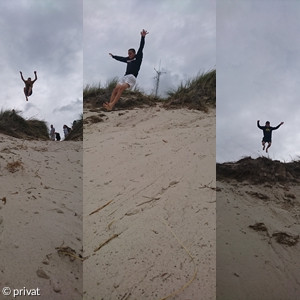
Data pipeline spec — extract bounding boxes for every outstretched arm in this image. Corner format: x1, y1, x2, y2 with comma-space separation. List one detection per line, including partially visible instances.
33, 71, 37, 82
20, 71, 25, 83
272, 122, 284, 130
136, 29, 149, 56
257, 120, 263, 129
109, 52, 127, 63
141, 29, 149, 37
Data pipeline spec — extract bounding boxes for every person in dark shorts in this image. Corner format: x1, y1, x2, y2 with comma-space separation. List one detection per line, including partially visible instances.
55, 132, 61, 141
103, 29, 149, 111
257, 120, 284, 153
20, 71, 38, 101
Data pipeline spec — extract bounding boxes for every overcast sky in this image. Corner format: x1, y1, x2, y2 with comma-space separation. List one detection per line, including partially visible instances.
84, 0, 216, 98
0, 0, 82, 138
217, 0, 300, 163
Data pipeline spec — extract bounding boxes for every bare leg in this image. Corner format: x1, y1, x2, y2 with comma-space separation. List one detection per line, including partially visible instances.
103, 85, 121, 108
107, 87, 118, 103
266, 142, 271, 153
24, 88, 28, 101
103, 83, 129, 111
262, 141, 265, 151
110, 84, 129, 107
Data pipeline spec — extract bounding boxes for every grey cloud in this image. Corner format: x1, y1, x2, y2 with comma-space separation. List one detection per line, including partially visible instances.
83, 0, 216, 96
52, 98, 82, 114
217, 0, 300, 162
0, 0, 82, 137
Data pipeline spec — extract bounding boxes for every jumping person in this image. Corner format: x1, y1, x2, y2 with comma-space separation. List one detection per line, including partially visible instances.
103, 29, 149, 111
257, 120, 284, 153
20, 71, 38, 101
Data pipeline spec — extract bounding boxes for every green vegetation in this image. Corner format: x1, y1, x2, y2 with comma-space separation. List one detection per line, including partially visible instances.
65, 114, 83, 141
0, 109, 49, 140
84, 77, 157, 110
83, 69, 216, 112
83, 78, 145, 99
217, 156, 300, 184
164, 69, 216, 111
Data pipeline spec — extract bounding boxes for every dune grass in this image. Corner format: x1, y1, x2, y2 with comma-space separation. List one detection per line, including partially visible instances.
217, 156, 300, 184
83, 78, 157, 110
0, 109, 49, 140
83, 78, 145, 99
83, 69, 216, 112
164, 69, 216, 111
65, 114, 83, 141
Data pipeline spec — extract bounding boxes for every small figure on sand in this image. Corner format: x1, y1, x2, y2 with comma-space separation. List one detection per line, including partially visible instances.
20, 71, 38, 101
63, 124, 71, 139
55, 132, 61, 141
103, 29, 149, 111
257, 120, 284, 153
50, 124, 55, 141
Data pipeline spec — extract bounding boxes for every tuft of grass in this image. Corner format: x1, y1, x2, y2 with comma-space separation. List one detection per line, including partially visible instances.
83, 78, 119, 99
164, 69, 216, 111
83, 70, 216, 112
0, 109, 49, 140
64, 114, 83, 141
217, 156, 300, 184
83, 78, 157, 110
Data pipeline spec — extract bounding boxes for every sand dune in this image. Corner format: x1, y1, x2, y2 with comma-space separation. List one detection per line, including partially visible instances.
0, 134, 82, 299
217, 158, 300, 300
83, 105, 216, 299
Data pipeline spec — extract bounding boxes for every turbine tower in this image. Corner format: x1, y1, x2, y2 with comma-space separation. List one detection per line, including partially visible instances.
154, 61, 166, 98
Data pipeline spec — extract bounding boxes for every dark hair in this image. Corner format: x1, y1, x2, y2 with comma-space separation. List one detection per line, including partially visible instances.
266, 121, 270, 124
128, 48, 136, 53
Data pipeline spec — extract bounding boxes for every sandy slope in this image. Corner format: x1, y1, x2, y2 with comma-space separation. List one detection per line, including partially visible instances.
0, 134, 82, 299
83, 105, 216, 300
217, 179, 300, 300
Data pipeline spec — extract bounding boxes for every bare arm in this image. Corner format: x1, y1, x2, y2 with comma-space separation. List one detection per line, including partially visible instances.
20, 71, 25, 83
33, 71, 37, 83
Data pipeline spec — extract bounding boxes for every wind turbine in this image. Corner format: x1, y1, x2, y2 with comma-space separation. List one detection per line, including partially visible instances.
154, 61, 166, 98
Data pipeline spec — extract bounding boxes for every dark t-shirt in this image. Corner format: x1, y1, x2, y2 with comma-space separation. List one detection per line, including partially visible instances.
257, 121, 281, 142
112, 36, 145, 78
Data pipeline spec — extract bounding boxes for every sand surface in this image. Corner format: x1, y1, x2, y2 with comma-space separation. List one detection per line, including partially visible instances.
83, 105, 216, 300
217, 179, 300, 300
0, 135, 82, 299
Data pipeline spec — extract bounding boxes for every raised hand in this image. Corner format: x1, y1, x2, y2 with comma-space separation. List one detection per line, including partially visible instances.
141, 29, 149, 37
